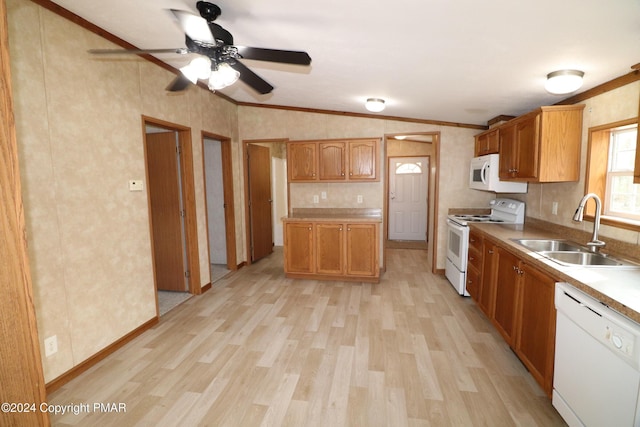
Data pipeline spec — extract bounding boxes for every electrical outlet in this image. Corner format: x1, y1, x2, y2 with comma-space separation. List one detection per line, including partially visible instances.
321, 191, 327, 200
44, 335, 58, 357
357, 195, 363, 204
129, 180, 144, 192
552, 202, 558, 215
313, 195, 319, 204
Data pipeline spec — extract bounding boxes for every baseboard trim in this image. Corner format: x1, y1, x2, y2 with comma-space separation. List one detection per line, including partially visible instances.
201, 282, 212, 293
45, 316, 159, 394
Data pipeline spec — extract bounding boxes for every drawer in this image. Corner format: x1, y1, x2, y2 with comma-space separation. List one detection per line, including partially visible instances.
469, 231, 483, 253
468, 245, 483, 271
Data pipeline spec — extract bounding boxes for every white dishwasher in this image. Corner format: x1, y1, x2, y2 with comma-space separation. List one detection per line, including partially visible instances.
553, 282, 640, 427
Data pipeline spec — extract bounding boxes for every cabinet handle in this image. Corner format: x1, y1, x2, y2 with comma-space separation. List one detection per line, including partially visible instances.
347, 228, 351, 231
512, 265, 518, 271
308, 227, 312, 231
488, 250, 494, 254
469, 256, 474, 261
339, 227, 343, 231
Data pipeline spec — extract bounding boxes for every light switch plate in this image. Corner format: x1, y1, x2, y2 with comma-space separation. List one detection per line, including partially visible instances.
129, 180, 144, 192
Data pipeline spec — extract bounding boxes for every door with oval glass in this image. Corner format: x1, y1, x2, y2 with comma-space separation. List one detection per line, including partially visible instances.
388, 156, 428, 241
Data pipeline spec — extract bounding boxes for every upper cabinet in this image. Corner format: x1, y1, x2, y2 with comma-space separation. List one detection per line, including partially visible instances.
288, 138, 379, 182
474, 128, 500, 156
288, 142, 317, 181
498, 104, 585, 182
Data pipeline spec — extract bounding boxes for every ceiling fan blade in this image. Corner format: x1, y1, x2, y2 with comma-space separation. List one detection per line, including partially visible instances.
229, 61, 274, 94
170, 9, 215, 44
235, 46, 311, 65
166, 74, 192, 92
89, 48, 188, 55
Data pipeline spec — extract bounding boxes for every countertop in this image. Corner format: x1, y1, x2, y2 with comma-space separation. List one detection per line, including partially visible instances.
282, 208, 383, 222
469, 222, 640, 324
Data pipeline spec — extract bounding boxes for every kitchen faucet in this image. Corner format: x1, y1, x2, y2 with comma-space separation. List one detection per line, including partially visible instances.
572, 193, 606, 252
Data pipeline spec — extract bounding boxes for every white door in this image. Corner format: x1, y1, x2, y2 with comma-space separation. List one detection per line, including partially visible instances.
389, 157, 428, 241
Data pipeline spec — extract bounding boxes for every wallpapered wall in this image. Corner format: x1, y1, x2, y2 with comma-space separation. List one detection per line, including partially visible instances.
7, 0, 239, 382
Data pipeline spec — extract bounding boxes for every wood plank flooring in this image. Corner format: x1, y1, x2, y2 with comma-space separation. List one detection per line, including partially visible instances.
48, 248, 566, 426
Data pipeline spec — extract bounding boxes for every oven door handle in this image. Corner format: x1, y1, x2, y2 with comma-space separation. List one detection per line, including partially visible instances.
446, 219, 467, 232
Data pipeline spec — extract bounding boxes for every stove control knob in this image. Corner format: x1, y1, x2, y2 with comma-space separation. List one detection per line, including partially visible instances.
612, 334, 623, 349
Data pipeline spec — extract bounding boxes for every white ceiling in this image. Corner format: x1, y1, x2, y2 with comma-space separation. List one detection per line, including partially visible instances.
50, 0, 640, 126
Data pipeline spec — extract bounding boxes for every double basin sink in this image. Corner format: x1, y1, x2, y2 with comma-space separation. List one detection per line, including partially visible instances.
513, 239, 640, 269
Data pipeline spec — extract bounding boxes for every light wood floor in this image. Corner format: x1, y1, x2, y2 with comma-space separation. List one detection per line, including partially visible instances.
48, 248, 566, 426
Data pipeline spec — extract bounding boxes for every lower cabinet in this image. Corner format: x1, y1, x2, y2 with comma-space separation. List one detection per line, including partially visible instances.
515, 263, 556, 396
493, 247, 521, 346
283, 220, 379, 282
469, 228, 557, 398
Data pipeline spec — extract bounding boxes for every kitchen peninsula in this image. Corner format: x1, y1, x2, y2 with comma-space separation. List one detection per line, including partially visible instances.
282, 208, 382, 282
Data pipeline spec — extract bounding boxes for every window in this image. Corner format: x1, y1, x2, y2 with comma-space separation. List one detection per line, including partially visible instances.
605, 126, 640, 220
395, 162, 422, 174
586, 119, 640, 228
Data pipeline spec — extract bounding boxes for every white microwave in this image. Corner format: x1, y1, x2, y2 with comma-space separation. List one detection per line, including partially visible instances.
469, 154, 528, 193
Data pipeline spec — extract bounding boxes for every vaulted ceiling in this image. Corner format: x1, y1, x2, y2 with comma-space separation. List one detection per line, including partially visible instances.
46, 0, 640, 126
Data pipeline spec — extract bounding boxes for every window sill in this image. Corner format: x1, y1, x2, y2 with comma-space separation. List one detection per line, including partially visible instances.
584, 214, 640, 232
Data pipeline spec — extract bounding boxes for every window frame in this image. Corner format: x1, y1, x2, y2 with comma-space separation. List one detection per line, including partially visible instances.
585, 118, 640, 231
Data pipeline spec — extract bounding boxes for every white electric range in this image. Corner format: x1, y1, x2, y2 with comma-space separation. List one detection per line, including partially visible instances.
445, 198, 525, 296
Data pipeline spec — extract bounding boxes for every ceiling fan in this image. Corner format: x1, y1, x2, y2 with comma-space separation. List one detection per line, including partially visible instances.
89, 1, 312, 94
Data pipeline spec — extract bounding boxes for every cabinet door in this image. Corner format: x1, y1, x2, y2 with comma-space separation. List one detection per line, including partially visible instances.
316, 223, 344, 274
486, 129, 500, 154
283, 222, 314, 273
346, 223, 378, 276
318, 142, 346, 180
513, 114, 539, 180
492, 247, 520, 346
516, 263, 556, 397
478, 241, 496, 317
288, 143, 317, 181
348, 140, 377, 180
499, 124, 516, 179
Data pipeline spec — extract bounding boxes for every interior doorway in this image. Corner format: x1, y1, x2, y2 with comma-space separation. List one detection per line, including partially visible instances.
384, 133, 440, 273
202, 132, 237, 284
388, 156, 429, 242
143, 117, 200, 316
243, 139, 288, 264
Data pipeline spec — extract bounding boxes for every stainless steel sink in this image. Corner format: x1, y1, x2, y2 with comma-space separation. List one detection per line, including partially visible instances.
513, 239, 586, 252
512, 238, 640, 268
540, 250, 636, 267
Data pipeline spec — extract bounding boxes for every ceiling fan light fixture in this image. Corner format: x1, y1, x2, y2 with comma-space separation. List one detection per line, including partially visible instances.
208, 62, 240, 90
545, 69, 584, 95
180, 56, 212, 83
365, 98, 385, 113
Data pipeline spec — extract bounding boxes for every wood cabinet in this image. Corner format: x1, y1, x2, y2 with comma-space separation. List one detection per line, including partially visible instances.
318, 141, 346, 180
468, 229, 558, 397
478, 238, 497, 317
348, 140, 377, 180
283, 219, 379, 282
466, 230, 483, 301
288, 138, 379, 182
492, 246, 521, 346
316, 222, 344, 274
288, 143, 317, 181
498, 104, 585, 182
515, 263, 557, 396
474, 128, 500, 156
283, 222, 314, 273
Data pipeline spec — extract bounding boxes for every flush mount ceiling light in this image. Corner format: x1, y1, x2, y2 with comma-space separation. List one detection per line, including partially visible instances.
545, 70, 585, 95
365, 98, 386, 113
